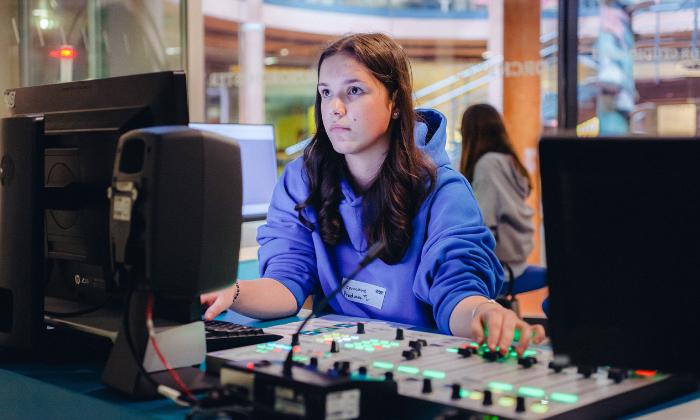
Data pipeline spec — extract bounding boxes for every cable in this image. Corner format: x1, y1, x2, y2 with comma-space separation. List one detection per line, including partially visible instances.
120, 273, 160, 390
146, 293, 197, 401
283, 241, 386, 373
44, 286, 117, 318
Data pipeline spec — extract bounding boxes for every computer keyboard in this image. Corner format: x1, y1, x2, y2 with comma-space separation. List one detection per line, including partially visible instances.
204, 320, 283, 352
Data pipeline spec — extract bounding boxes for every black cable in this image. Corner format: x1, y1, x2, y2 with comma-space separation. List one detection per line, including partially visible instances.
283, 241, 385, 373
120, 267, 160, 390
44, 286, 118, 318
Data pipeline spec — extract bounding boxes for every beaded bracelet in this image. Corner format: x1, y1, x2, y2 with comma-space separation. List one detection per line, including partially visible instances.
232, 282, 240, 304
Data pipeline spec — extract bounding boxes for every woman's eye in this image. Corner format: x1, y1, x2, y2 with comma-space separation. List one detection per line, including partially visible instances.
349, 86, 362, 95
320, 89, 331, 97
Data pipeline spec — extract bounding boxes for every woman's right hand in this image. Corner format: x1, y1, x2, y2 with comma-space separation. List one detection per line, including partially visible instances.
200, 285, 237, 321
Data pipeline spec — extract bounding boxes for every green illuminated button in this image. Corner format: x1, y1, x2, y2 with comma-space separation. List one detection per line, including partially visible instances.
523, 350, 538, 357
364, 347, 375, 352
292, 356, 309, 362
397, 365, 420, 374
344, 343, 354, 349
373, 361, 394, 370
488, 382, 514, 392
531, 403, 549, 413
518, 386, 545, 398
390, 342, 400, 347
459, 389, 470, 398
498, 396, 516, 407
422, 370, 446, 379
446, 348, 458, 353
550, 392, 579, 403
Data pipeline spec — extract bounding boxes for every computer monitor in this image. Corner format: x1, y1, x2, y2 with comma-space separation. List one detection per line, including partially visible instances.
1, 71, 193, 355
189, 123, 278, 222
540, 137, 700, 376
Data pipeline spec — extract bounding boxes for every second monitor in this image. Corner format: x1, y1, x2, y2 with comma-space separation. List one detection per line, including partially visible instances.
189, 123, 278, 222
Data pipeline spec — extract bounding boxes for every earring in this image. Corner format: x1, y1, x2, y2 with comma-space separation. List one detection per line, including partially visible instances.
393, 112, 399, 117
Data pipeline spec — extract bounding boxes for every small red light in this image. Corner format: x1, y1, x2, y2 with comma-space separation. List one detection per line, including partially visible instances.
58, 47, 74, 59
247, 363, 254, 370
634, 370, 657, 377
50, 50, 60, 57
292, 346, 300, 352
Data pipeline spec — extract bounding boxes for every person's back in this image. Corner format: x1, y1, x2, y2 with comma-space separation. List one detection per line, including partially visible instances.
459, 104, 544, 297
471, 151, 534, 279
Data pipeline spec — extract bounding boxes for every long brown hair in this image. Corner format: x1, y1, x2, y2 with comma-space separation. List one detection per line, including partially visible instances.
459, 103, 531, 189
295, 33, 437, 265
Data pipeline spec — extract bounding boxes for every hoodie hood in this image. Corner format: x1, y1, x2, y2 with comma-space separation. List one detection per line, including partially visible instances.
414, 109, 451, 167
509, 156, 531, 198
479, 152, 531, 199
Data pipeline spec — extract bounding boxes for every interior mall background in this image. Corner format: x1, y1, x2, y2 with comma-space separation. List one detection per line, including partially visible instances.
2, 0, 698, 314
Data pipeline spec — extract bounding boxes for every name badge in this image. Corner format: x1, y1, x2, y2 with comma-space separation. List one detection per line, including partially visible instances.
341, 280, 386, 310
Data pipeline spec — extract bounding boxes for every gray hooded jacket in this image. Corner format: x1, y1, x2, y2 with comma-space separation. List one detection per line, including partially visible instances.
471, 152, 535, 280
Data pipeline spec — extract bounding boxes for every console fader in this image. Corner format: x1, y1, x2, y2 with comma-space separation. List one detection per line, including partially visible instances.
206, 315, 697, 420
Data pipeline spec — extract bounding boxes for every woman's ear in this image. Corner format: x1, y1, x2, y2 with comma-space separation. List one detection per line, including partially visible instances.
391, 107, 400, 119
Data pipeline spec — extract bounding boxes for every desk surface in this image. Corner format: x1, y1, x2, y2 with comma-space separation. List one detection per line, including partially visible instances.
1, 310, 699, 420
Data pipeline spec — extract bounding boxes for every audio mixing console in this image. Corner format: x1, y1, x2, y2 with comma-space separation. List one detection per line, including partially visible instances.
205, 314, 697, 420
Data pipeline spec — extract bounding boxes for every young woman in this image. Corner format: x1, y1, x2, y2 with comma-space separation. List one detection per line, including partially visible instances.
459, 103, 546, 297
202, 34, 545, 355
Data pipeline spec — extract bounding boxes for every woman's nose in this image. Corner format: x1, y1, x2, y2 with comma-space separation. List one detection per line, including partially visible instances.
330, 98, 345, 116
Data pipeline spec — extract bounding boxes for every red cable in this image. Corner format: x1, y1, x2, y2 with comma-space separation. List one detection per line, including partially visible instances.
146, 293, 197, 401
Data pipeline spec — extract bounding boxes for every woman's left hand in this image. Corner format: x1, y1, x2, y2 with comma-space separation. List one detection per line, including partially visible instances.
471, 301, 546, 357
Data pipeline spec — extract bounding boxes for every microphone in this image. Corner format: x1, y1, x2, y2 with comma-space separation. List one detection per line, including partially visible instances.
283, 241, 386, 374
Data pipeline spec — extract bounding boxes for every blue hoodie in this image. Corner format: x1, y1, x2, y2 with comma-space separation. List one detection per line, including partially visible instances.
256, 109, 504, 335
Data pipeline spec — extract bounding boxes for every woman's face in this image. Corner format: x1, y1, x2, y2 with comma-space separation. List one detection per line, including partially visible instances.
318, 52, 398, 167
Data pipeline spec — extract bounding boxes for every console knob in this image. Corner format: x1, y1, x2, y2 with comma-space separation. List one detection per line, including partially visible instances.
483, 351, 499, 362
516, 396, 526, 412
310, 357, 318, 367
422, 378, 432, 393
358, 366, 368, 375
330, 341, 340, 353
577, 365, 597, 378
409, 340, 423, 350
396, 328, 404, 340
402, 349, 419, 360
483, 389, 493, 405
356, 323, 365, 334
457, 348, 472, 358
451, 383, 462, 399
608, 368, 627, 383
339, 361, 351, 376
384, 371, 394, 381
518, 357, 535, 368
548, 362, 562, 373
291, 333, 300, 346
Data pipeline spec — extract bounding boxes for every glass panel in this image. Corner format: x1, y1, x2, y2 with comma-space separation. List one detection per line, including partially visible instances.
203, 0, 558, 180
578, 0, 697, 136
19, 0, 183, 87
